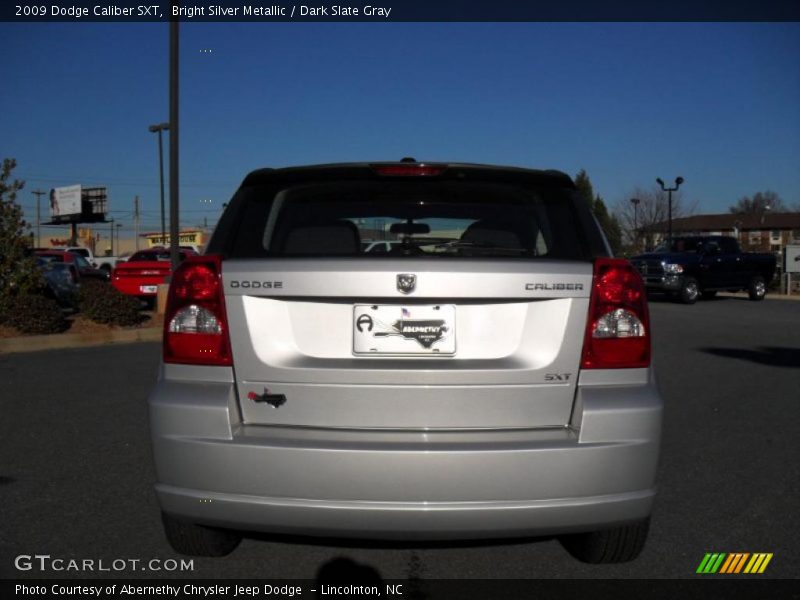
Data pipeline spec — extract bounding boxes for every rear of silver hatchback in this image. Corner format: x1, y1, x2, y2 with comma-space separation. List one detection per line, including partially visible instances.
149, 162, 662, 563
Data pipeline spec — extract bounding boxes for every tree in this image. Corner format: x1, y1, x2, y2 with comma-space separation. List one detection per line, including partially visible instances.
574, 169, 623, 255
0, 158, 42, 319
612, 185, 697, 253
728, 191, 786, 215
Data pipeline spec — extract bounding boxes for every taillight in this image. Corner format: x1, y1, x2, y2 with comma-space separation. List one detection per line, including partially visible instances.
163, 255, 232, 366
581, 258, 650, 369
372, 164, 445, 177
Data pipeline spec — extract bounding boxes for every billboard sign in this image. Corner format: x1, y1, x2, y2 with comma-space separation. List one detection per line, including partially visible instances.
50, 185, 82, 218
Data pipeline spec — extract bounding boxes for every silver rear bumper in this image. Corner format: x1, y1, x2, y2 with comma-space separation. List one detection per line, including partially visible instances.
149, 368, 662, 539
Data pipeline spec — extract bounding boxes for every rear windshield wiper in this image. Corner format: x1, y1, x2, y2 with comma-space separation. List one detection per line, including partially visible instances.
435, 241, 537, 256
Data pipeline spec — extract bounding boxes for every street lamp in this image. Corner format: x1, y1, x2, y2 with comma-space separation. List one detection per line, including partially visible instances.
148, 122, 170, 246
656, 176, 684, 242
630, 198, 641, 252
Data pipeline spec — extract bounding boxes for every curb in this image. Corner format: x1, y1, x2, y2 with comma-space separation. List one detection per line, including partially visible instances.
717, 292, 800, 301
0, 327, 162, 355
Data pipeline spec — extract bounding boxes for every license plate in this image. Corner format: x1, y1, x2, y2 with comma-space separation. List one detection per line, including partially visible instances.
353, 305, 456, 355
140, 285, 158, 294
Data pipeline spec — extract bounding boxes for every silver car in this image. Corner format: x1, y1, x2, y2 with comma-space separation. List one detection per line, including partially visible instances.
150, 161, 662, 563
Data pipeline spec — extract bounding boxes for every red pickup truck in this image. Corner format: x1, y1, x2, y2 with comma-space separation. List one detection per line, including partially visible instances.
111, 248, 197, 305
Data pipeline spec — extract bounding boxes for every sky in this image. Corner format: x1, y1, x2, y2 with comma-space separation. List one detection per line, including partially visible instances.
2, 22, 799, 242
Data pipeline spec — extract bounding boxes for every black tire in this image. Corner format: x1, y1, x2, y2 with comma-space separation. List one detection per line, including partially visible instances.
748, 276, 766, 301
560, 517, 650, 564
678, 277, 699, 304
161, 512, 242, 557
701, 290, 717, 299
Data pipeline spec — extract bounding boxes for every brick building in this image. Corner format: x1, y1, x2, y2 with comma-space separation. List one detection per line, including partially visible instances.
653, 213, 800, 254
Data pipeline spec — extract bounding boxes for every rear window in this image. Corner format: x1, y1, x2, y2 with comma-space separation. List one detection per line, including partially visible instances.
222, 181, 591, 260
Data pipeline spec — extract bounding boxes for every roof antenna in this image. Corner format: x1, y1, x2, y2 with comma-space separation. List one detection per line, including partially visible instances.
400, 157, 417, 163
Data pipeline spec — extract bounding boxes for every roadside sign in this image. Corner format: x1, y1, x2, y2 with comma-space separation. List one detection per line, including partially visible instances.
785, 245, 800, 273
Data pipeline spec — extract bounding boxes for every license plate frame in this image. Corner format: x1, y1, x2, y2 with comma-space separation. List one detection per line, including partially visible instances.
353, 304, 456, 355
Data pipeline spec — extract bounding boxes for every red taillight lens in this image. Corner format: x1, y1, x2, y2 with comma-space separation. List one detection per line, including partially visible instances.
372, 164, 445, 177
581, 258, 650, 369
163, 255, 231, 366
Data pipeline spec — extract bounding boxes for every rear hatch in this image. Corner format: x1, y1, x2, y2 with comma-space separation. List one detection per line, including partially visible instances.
208, 164, 607, 430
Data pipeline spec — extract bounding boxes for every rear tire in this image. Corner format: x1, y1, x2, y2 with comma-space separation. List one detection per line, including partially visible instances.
748, 276, 766, 301
678, 277, 699, 304
161, 512, 242, 557
560, 517, 650, 564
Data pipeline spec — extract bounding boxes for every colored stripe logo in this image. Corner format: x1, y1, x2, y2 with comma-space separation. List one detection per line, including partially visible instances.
697, 553, 773, 574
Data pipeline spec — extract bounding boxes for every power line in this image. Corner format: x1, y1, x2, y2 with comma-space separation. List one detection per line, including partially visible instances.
17, 173, 233, 188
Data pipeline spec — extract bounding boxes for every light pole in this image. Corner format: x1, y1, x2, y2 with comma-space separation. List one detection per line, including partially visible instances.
116, 223, 123, 255
630, 197, 641, 252
109, 218, 115, 256
656, 176, 684, 242
148, 122, 170, 247
32, 189, 46, 247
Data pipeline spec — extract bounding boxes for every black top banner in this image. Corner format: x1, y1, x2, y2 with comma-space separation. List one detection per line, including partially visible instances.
4, 0, 800, 22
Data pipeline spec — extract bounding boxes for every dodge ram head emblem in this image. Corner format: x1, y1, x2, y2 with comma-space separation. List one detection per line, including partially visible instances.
397, 274, 416, 294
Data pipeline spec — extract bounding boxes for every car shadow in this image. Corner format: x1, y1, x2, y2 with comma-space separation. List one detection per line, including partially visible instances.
699, 346, 800, 368
243, 530, 555, 550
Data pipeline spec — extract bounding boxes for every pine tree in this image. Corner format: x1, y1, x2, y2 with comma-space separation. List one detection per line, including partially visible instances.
574, 169, 622, 255
0, 158, 43, 320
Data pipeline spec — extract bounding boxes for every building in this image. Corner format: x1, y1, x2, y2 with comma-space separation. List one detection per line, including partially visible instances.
140, 229, 208, 252
651, 213, 800, 254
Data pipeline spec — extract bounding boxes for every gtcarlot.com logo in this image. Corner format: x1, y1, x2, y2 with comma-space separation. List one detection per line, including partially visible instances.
14, 554, 194, 573
696, 552, 773, 574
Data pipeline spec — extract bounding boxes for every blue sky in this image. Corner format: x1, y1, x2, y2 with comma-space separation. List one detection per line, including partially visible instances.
2, 22, 799, 239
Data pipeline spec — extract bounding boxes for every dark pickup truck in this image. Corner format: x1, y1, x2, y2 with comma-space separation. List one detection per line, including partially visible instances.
630, 236, 776, 304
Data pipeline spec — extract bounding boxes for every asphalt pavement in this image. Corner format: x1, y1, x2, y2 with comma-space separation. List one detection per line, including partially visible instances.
1, 295, 798, 581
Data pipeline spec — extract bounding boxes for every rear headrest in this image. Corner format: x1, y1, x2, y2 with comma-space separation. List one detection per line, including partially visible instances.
460, 220, 522, 248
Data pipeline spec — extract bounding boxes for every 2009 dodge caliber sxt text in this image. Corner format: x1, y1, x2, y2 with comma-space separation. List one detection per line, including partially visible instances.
149, 160, 663, 563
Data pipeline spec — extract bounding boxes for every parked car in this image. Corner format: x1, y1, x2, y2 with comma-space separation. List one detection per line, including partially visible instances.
630, 235, 777, 304
149, 161, 662, 563
34, 250, 110, 282
35, 256, 79, 309
51, 246, 121, 273
361, 240, 401, 253
111, 248, 197, 306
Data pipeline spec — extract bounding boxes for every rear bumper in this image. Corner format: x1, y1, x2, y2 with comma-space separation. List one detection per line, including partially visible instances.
112, 279, 160, 297
149, 368, 662, 540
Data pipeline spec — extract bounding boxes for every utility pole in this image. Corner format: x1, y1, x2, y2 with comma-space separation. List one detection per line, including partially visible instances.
109, 218, 115, 256
169, 17, 180, 272
134, 196, 140, 250
32, 189, 46, 247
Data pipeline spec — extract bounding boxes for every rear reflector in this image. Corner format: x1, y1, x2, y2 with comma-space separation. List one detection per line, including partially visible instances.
372, 164, 445, 177
163, 255, 232, 366
581, 258, 650, 369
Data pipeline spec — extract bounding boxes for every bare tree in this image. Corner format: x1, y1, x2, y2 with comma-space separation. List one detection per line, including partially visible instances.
728, 190, 786, 214
612, 186, 698, 253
